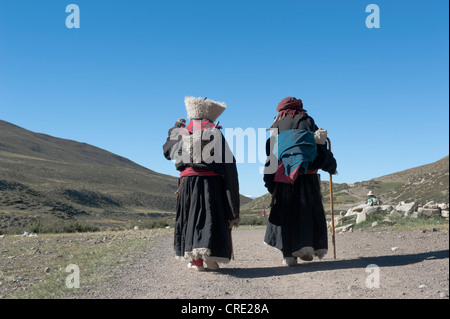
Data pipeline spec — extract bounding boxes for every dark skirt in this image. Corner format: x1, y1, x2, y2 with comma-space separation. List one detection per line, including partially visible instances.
175, 175, 232, 263
264, 174, 328, 258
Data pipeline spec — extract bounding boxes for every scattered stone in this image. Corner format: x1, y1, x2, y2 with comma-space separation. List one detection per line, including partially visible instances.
418, 207, 441, 218
391, 247, 399, 252
336, 224, 354, 233
356, 212, 367, 224
133, 226, 139, 230
395, 202, 418, 216
362, 206, 380, 215
44, 267, 50, 273
439, 292, 448, 298
371, 222, 378, 227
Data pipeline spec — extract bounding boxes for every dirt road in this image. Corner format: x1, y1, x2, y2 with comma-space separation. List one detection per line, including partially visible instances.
79, 227, 449, 299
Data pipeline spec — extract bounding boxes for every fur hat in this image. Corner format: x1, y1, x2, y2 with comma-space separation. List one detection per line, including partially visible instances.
185, 97, 226, 122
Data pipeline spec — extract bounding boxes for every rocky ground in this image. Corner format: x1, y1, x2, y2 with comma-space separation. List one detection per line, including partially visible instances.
78, 227, 449, 299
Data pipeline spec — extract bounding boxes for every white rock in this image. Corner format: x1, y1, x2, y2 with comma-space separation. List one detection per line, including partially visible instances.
380, 205, 394, 212
356, 212, 367, 224
133, 226, 139, 230
424, 201, 437, 209
352, 204, 369, 213
362, 206, 380, 215
395, 202, 418, 215
441, 210, 449, 218
335, 224, 354, 233
391, 247, 399, 251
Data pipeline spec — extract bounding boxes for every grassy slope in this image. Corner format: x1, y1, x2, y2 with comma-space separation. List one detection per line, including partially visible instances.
0, 120, 252, 232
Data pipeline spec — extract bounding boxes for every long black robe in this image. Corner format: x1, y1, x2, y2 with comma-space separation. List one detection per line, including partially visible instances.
263, 113, 337, 258
163, 124, 239, 263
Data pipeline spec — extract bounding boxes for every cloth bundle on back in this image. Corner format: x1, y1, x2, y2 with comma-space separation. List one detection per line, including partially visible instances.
264, 96, 337, 266
163, 97, 240, 271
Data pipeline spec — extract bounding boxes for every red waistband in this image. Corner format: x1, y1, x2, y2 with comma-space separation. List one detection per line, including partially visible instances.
180, 167, 222, 178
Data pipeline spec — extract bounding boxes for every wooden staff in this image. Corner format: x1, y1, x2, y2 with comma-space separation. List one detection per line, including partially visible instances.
327, 137, 336, 260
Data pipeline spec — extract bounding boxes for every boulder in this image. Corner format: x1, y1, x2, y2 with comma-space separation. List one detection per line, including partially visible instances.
335, 224, 354, 233
379, 205, 394, 212
424, 201, 438, 209
361, 206, 380, 215
345, 204, 369, 216
395, 202, 418, 216
417, 207, 441, 218
356, 212, 367, 224
441, 210, 449, 219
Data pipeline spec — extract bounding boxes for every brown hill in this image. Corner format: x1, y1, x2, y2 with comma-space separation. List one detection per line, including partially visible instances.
0, 120, 251, 232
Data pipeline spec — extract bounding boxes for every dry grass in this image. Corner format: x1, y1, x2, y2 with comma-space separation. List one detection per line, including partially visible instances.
0, 228, 171, 299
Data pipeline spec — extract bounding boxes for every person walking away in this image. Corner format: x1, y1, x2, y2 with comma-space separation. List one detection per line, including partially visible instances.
163, 97, 240, 271
263, 97, 337, 266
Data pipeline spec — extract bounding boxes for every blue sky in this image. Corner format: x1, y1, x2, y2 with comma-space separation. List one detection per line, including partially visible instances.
0, 0, 448, 198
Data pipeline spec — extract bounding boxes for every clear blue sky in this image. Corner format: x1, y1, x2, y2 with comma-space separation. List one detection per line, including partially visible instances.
0, 0, 448, 198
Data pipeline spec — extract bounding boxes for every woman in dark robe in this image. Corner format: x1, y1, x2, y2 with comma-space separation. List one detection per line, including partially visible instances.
163, 97, 240, 271
263, 97, 337, 266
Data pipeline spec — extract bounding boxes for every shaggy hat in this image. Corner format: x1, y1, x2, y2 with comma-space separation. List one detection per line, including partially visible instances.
185, 97, 226, 122
367, 191, 375, 196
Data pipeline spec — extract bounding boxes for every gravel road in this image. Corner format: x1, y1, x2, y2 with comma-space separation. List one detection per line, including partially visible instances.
79, 227, 449, 299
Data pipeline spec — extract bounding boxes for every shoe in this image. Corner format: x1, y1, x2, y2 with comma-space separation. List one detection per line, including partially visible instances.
293, 247, 314, 261
204, 261, 220, 270
282, 257, 298, 266
314, 249, 328, 260
187, 261, 205, 271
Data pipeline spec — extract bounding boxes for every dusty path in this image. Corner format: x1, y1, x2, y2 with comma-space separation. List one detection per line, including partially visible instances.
79, 228, 449, 299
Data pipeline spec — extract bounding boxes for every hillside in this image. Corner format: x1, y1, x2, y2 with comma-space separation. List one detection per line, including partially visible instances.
0, 120, 182, 231
0, 120, 252, 233
241, 156, 449, 214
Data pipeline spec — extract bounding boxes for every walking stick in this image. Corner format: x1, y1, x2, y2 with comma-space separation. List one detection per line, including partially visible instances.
326, 137, 336, 260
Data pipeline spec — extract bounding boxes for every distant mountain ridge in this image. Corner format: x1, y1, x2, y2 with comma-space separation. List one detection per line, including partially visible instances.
0, 119, 250, 231
0, 119, 184, 230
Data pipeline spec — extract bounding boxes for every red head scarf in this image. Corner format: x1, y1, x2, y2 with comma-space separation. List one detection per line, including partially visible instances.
268, 97, 306, 129
276, 97, 305, 119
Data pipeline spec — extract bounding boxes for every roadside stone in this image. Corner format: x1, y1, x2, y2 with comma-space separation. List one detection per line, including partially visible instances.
395, 202, 418, 216
356, 212, 367, 224
417, 207, 441, 218
362, 206, 379, 215
336, 224, 354, 233
439, 292, 449, 298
